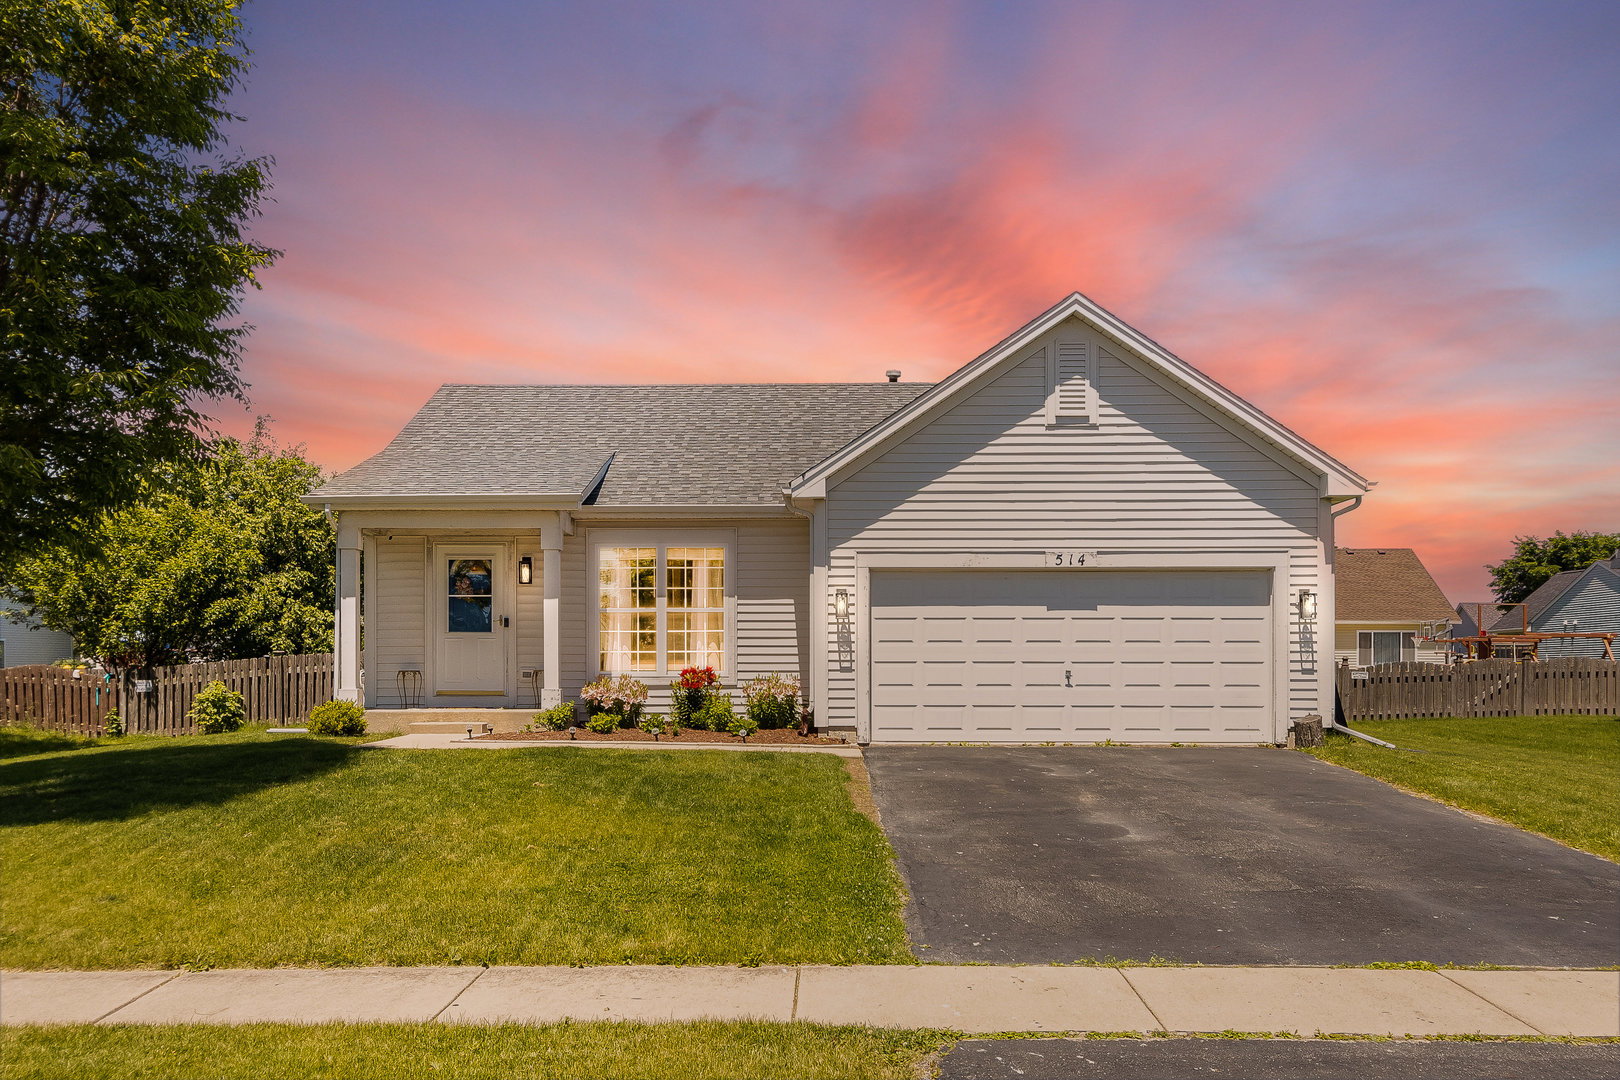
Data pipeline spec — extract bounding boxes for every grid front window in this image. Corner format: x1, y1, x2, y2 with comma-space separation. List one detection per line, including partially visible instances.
599, 547, 657, 672
667, 546, 726, 671
594, 542, 728, 675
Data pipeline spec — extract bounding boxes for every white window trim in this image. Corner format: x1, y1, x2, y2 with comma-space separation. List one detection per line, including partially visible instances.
586, 528, 737, 680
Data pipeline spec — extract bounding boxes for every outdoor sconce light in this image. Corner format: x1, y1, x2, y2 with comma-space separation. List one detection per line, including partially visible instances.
1298, 589, 1317, 623
518, 555, 533, 585
834, 589, 849, 619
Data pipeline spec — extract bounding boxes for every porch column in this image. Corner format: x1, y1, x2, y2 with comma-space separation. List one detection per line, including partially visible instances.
335, 543, 362, 702
541, 514, 565, 708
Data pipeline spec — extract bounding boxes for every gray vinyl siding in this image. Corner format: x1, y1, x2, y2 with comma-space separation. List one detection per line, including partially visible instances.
515, 546, 545, 707
370, 536, 426, 707
822, 317, 1329, 733
1531, 567, 1620, 658
0, 602, 75, 667
562, 516, 810, 708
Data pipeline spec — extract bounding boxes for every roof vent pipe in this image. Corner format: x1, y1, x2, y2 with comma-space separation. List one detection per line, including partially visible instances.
885, 369, 901, 382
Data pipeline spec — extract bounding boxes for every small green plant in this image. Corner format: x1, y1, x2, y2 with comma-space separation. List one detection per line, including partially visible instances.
670, 666, 718, 728
742, 672, 800, 729
190, 681, 244, 734
307, 699, 366, 736
726, 713, 759, 741
639, 713, 673, 740
527, 701, 577, 732
102, 709, 124, 737
585, 712, 619, 735
694, 691, 736, 733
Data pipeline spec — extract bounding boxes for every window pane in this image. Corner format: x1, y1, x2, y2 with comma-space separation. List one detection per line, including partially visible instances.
599, 547, 657, 672
668, 547, 724, 610
449, 597, 492, 633
1373, 632, 1401, 665
449, 559, 492, 598
669, 610, 725, 672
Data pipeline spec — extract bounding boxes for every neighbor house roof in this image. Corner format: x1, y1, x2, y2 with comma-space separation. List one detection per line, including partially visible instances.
311, 383, 930, 507
1334, 548, 1454, 622
1490, 566, 1607, 634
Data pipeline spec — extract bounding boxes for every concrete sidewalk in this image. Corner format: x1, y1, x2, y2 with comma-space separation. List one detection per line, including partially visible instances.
3, 966, 1616, 1036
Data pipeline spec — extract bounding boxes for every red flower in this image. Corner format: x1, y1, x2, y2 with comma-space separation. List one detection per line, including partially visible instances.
677, 666, 718, 690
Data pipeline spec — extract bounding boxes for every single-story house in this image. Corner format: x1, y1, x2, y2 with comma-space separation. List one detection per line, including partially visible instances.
307, 293, 1371, 744
1486, 551, 1620, 658
0, 601, 74, 668
1332, 547, 1455, 667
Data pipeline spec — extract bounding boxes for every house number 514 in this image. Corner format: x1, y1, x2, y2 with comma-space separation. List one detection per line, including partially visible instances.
1048, 550, 1096, 566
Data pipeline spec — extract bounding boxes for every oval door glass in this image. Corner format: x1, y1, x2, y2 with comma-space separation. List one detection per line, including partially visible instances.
448, 559, 493, 632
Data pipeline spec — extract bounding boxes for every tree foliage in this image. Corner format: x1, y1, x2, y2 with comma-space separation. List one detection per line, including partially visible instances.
1486, 531, 1620, 604
3, 421, 334, 668
0, 0, 277, 564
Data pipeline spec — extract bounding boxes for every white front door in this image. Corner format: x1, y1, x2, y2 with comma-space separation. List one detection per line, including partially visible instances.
435, 546, 506, 694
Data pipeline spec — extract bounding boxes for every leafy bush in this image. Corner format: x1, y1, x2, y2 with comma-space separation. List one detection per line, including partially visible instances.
742, 672, 800, 729
190, 680, 244, 734
307, 699, 366, 736
580, 675, 648, 725
639, 713, 673, 740
102, 709, 124, 737
694, 692, 736, 733
585, 712, 619, 735
726, 713, 759, 741
528, 701, 577, 732
670, 666, 718, 728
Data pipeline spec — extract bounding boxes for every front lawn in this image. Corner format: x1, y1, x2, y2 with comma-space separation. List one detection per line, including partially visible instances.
0, 1022, 947, 1080
1306, 715, 1620, 861
0, 729, 910, 968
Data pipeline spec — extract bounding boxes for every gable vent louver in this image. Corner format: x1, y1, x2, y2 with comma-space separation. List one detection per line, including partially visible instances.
1046, 339, 1092, 425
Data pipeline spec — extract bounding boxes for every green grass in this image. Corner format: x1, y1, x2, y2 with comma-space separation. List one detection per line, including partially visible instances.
0, 728, 909, 968
1306, 715, 1620, 861
0, 1022, 949, 1080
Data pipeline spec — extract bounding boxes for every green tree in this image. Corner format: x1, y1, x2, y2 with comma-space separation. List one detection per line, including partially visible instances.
1486, 531, 1620, 604
1, 0, 277, 564
3, 421, 334, 669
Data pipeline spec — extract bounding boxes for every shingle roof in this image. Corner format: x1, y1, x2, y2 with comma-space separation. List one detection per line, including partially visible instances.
1334, 548, 1454, 622
313, 383, 931, 505
1487, 569, 1586, 632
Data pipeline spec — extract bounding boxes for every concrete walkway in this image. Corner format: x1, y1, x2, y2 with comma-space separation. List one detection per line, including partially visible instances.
362, 732, 861, 755
3, 966, 1616, 1036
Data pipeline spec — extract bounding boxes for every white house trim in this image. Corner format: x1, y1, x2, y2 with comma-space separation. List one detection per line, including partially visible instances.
790, 292, 1370, 500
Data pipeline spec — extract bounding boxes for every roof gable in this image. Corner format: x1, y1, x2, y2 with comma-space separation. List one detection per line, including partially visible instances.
789, 292, 1370, 499
1334, 547, 1455, 622
1490, 558, 1620, 631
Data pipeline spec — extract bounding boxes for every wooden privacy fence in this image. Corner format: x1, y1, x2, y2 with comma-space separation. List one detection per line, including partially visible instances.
1336, 657, 1619, 721
0, 665, 116, 737
1, 653, 335, 737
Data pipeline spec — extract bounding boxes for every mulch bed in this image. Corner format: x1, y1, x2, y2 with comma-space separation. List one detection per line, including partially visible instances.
476, 727, 848, 745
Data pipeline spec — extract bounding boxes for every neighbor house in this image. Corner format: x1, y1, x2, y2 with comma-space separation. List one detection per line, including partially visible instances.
1485, 552, 1620, 658
1332, 547, 1454, 667
0, 601, 74, 668
307, 293, 1371, 744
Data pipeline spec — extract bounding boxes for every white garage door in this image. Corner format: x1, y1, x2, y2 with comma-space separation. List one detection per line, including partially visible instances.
869, 569, 1273, 743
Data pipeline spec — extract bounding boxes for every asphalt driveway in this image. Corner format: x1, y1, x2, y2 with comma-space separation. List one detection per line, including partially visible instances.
865, 747, 1619, 966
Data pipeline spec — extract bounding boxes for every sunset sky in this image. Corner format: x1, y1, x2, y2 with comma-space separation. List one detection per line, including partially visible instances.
223, 1, 1618, 600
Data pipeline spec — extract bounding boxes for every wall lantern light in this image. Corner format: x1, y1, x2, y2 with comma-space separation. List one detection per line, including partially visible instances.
1298, 589, 1317, 623
834, 589, 849, 619
518, 555, 533, 585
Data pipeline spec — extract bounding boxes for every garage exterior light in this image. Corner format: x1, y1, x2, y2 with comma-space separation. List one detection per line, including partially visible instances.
834, 589, 849, 619
1298, 589, 1317, 623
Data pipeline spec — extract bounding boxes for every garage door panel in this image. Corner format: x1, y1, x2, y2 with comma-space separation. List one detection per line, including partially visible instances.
869, 569, 1272, 744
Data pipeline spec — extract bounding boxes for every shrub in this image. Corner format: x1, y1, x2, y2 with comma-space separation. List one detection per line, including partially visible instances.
726, 713, 759, 741
190, 680, 244, 734
528, 701, 577, 732
742, 672, 800, 729
580, 675, 649, 725
308, 699, 366, 736
669, 666, 718, 728
639, 713, 673, 740
102, 709, 124, 737
585, 712, 619, 735
694, 692, 736, 733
